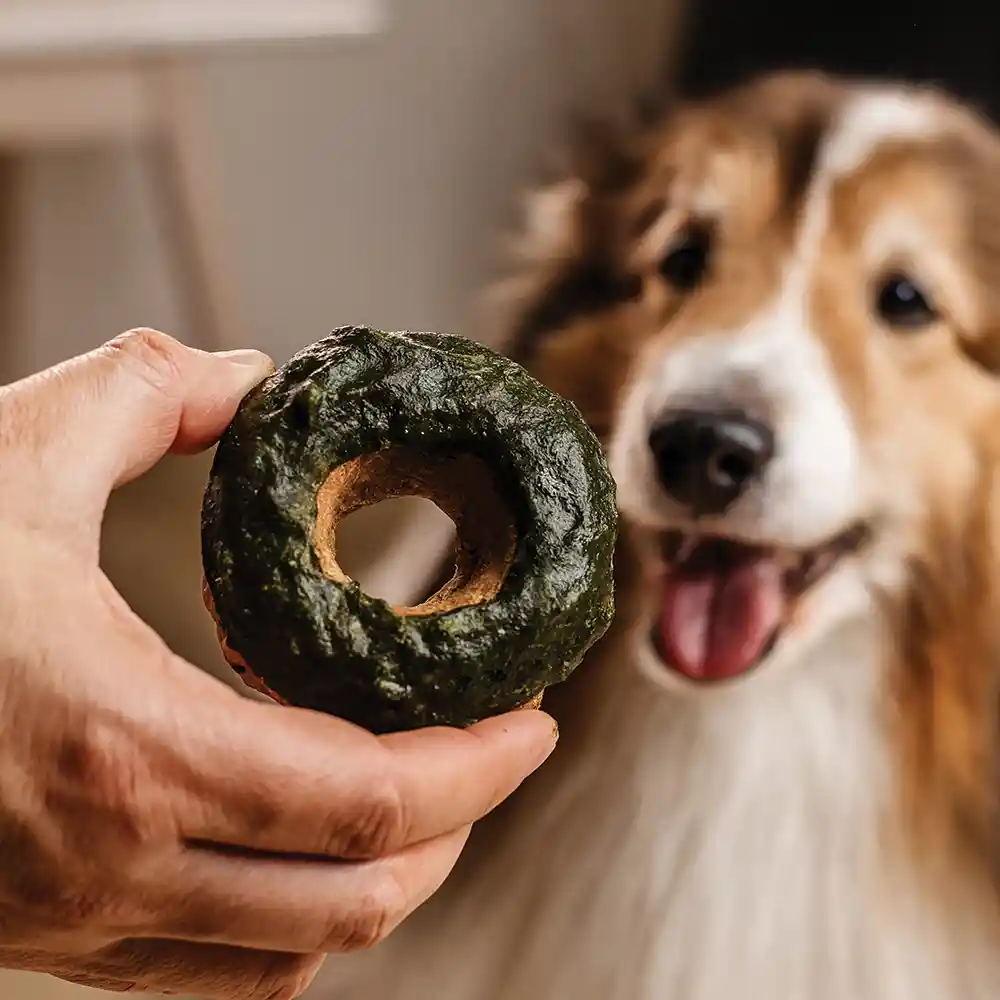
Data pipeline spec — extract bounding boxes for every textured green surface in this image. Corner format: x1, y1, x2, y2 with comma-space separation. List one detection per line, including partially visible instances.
201, 326, 617, 733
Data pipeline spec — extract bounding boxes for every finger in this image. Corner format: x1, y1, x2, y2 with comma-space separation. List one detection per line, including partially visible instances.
77, 549, 557, 864
68, 613, 555, 862
0, 328, 272, 517
117, 941, 324, 1000
57, 974, 137, 993
5, 941, 324, 1000
76, 942, 324, 1000
178, 694, 557, 860
143, 825, 470, 955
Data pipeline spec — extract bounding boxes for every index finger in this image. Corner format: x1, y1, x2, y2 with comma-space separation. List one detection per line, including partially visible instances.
178, 693, 558, 860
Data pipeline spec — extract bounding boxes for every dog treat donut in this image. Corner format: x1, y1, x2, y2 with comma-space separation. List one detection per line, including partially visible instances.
201, 325, 617, 733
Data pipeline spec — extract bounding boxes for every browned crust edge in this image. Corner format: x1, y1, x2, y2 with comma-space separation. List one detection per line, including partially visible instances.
202, 577, 545, 720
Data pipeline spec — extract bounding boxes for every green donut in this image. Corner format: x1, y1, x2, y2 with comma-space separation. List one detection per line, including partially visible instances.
201, 326, 617, 733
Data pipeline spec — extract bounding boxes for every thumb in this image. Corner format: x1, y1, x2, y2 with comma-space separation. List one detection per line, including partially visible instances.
0, 328, 273, 515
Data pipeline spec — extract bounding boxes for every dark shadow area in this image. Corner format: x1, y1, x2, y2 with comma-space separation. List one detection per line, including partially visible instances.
675, 4, 996, 119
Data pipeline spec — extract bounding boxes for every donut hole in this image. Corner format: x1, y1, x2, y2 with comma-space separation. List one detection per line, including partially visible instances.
314, 448, 517, 616
333, 497, 458, 605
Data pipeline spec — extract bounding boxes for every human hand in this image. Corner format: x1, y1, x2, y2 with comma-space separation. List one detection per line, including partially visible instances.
0, 330, 558, 998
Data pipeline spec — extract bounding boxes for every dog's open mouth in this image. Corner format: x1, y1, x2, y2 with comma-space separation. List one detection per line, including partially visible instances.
651, 522, 871, 682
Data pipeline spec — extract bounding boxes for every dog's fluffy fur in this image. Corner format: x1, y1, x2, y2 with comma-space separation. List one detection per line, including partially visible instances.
312, 72, 1000, 999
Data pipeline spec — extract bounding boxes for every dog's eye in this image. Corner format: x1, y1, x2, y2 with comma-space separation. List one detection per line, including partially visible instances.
659, 226, 712, 291
875, 274, 938, 330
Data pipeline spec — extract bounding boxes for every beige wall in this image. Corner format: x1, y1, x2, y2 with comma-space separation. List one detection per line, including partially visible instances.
6, 0, 685, 377
0, 0, 686, 996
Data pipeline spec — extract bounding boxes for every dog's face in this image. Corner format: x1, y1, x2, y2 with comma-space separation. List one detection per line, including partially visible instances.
505, 73, 1000, 694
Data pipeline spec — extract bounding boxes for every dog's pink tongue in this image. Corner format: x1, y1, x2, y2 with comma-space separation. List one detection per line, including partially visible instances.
660, 555, 785, 680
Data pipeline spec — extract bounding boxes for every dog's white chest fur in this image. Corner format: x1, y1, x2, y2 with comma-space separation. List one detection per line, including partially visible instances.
313, 625, 1000, 1000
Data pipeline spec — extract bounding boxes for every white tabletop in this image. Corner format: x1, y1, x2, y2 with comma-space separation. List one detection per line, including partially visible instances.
0, 0, 385, 57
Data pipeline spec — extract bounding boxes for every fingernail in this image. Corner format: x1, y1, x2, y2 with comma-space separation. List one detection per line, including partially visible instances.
214, 350, 275, 394
530, 713, 559, 768
215, 348, 275, 373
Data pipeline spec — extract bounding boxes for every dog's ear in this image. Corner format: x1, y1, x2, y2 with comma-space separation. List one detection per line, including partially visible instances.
564, 112, 648, 193
893, 410, 1000, 874
491, 74, 843, 367
491, 111, 652, 367
939, 115, 1000, 374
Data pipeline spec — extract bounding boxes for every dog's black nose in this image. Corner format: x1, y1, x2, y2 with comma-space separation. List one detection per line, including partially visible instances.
648, 409, 774, 516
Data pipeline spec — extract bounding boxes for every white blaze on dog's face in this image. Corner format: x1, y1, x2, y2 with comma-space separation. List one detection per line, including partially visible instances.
508, 73, 1000, 693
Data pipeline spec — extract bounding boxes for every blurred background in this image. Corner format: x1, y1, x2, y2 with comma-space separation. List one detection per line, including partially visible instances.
0, 1, 992, 997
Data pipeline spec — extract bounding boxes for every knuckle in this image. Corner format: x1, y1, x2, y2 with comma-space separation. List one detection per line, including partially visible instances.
58, 974, 135, 993
104, 328, 185, 397
44, 880, 130, 936
251, 955, 323, 1000
0, 387, 22, 450
0, 380, 45, 461
326, 868, 408, 953
0, 814, 122, 936
53, 722, 158, 853
19, 873, 134, 936
336, 771, 409, 859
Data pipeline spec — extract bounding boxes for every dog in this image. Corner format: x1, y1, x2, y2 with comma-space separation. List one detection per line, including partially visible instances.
312, 71, 1000, 999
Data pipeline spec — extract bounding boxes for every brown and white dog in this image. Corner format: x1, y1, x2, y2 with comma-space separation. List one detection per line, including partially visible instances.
315, 71, 1000, 999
